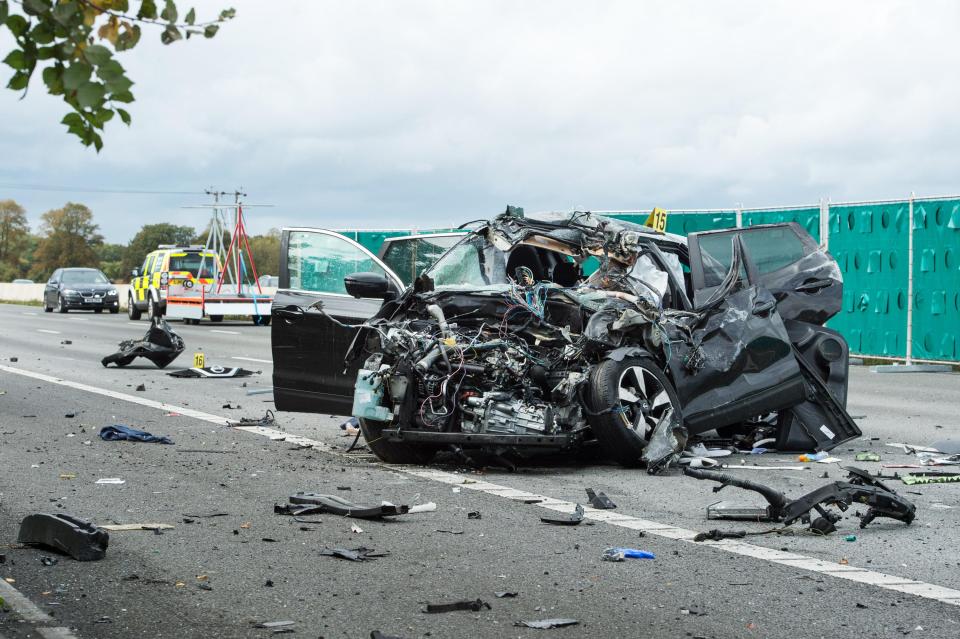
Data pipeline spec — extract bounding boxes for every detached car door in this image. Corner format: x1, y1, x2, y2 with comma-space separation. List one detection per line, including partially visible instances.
271, 228, 404, 416
669, 233, 805, 432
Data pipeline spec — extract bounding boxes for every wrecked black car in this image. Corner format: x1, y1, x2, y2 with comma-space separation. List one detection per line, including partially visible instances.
271, 212, 859, 471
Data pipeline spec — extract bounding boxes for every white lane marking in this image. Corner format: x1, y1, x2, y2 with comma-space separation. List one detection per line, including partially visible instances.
0, 577, 79, 637
69, 317, 89, 321
22, 311, 38, 315
232, 356, 273, 364
36, 329, 61, 334
2, 365, 959, 608
211, 329, 241, 335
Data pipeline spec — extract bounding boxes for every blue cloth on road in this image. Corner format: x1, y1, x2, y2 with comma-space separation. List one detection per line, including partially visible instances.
99, 424, 174, 445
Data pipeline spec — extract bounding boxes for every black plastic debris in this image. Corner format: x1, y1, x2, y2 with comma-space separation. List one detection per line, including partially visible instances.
168, 366, 256, 378
99, 424, 173, 445
693, 529, 747, 542
423, 599, 491, 614
467, 511, 482, 520
540, 504, 584, 526
60, 340, 72, 345
227, 410, 275, 428
101, 318, 184, 368
319, 547, 386, 562
135, 384, 146, 392
515, 618, 579, 629
18, 513, 109, 561
685, 466, 916, 533
370, 632, 406, 639
277, 493, 409, 519
64, 413, 75, 418
585, 488, 616, 509
495, 591, 518, 598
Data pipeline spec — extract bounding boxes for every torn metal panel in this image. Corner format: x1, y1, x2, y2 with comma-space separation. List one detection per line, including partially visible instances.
101, 318, 184, 368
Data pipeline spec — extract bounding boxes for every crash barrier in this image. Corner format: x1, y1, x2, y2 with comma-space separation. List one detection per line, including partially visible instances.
339, 194, 959, 364
0, 283, 131, 305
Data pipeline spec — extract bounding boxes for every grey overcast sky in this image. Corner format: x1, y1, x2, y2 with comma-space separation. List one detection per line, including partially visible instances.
2, 0, 959, 242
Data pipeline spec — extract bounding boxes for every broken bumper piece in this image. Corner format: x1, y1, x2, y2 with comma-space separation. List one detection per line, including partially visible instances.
17, 513, 109, 561
277, 493, 409, 519
101, 318, 184, 369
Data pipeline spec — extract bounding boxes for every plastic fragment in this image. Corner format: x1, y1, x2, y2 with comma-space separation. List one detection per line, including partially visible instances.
422, 599, 491, 614
602, 547, 655, 561
540, 504, 584, 526
585, 488, 616, 509
515, 618, 579, 629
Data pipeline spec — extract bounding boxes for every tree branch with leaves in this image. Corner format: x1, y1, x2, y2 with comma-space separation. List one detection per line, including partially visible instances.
1, 0, 234, 151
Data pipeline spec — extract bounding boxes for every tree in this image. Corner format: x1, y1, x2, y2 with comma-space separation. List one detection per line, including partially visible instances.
1, 1, 235, 151
96, 241, 125, 280
31, 202, 102, 278
248, 228, 280, 278
0, 198, 29, 267
122, 222, 195, 273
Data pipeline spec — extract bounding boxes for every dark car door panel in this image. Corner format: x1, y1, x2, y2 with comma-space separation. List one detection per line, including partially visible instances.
271, 228, 404, 416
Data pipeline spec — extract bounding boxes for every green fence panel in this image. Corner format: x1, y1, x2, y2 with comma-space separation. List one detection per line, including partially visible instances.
912, 199, 960, 361
827, 202, 909, 358
743, 207, 821, 243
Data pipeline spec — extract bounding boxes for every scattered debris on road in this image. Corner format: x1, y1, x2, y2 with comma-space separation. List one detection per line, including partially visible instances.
101, 318, 184, 368
586, 488, 616, 509
540, 504, 584, 526
99, 424, 174, 444
422, 599, 491, 613
515, 618, 579, 629
168, 366, 257, 378
319, 547, 386, 561
686, 466, 916, 533
17, 513, 109, 561
602, 547, 655, 561
276, 492, 409, 519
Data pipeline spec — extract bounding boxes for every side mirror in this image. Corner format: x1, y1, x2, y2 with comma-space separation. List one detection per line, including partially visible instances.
344, 272, 391, 299
130, 268, 140, 278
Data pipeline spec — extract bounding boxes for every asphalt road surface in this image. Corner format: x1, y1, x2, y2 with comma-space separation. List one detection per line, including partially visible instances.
1, 303, 959, 638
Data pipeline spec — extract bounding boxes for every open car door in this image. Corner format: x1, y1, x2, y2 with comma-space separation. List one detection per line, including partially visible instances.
683, 223, 859, 451
271, 228, 404, 416
669, 235, 806, 433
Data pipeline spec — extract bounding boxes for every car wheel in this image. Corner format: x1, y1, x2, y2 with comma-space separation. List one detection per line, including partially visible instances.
127, 295, 142, 320
358, 418, 436, 465
56, 295, 68, 313
147, 296, 159, 319
209, 315, 224, 323
43, 300, 52, 313
587, 355, 682, 467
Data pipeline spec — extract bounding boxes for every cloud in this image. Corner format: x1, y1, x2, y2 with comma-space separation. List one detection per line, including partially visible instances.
1, 0, 959, 241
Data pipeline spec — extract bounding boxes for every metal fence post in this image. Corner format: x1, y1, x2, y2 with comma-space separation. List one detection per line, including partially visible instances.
819, 198, 830, 249
906, 191, 915, 366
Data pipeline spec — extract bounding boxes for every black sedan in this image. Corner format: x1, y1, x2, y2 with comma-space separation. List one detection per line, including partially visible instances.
43, 268, 120, 313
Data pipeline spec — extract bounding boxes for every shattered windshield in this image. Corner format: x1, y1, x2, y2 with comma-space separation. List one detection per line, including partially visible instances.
423, 234, 507, 289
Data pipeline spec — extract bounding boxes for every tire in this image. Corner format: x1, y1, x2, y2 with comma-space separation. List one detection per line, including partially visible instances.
56, 295, 68, 313
147, 296, 160, 319
43, 300, 52, 313
252, 315, 270, 326
587, 355, 682, 467
128, 294, 142, 320
358, 417, 436, 465
209, 315, 224, 323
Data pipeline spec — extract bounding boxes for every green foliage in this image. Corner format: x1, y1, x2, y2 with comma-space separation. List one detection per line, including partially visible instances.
248, 228, 281, 278
96, 243, 124, 280
31, 202, 103, 279
122, 222, 196, 274
1, 1, 235, 151
0, 199, 29, 269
